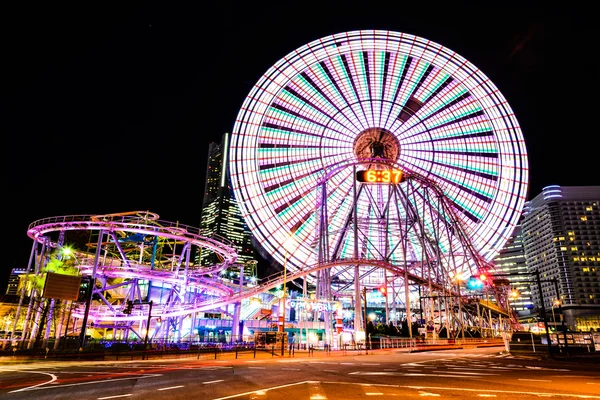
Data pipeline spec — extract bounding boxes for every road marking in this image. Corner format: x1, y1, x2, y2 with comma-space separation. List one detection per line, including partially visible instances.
587, 382, 600, 385
8, 373, 162, 392
203, 380, 225, 384
248, 367, 266, 369
3, 370, 58, 393
365, 392, 383, 395
157, 385, 184, 391
518, 379, 552, 382
281, 368, 301, 371
212, 381, 312, 400
419, 392, 440, 397
477, 395, 497, 397
361, 363, 380, 365
97, 395, 132, 400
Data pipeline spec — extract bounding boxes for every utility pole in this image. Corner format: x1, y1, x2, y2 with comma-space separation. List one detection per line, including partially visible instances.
143, 301, 153, 348
535, 269, 552, 357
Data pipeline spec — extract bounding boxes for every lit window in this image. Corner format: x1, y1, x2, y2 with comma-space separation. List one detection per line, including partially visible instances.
571, 246, 578, 251
581, 216, 588, 221
583, 267, 590, 272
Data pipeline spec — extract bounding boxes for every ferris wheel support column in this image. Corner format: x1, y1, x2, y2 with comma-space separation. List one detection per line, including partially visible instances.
352, 166, 363, 335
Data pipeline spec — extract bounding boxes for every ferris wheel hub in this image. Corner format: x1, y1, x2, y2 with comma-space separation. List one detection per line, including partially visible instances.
353, 127, 400, 162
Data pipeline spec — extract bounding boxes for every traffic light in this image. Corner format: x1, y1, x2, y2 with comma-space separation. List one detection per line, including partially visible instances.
122, 300, 134, 314
378, 286, 387, 296
77, 276, 93, 302
467, 276, 484, 289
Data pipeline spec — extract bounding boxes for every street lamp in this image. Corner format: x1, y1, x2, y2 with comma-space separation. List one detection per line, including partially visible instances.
279, 236, 295, 334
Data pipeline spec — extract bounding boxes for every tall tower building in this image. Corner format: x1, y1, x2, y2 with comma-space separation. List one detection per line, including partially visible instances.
198, 132, 257, 269
521, 185, 600, 331
492, 224, 534, 319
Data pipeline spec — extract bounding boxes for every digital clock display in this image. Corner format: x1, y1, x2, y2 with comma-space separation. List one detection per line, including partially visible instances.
356, 169, 403, 184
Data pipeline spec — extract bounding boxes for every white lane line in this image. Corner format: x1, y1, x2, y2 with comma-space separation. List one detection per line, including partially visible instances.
3, 369, 58, 393
518, 379, 552, 382
98, 395, 132, 400
281, 368, 301, 371
9, 373, 162, 392
157, 385, 184, 391
248, 367, 266, 369
419, 392, 440, 397
477, 395, 497, 398
587, 382, 600, 385
212, 380, 310, 400
203, 380, 225, 384
361, 363, 380, 365
365, 392, 383, 396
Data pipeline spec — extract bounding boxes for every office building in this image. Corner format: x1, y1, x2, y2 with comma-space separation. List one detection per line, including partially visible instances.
521, 185, 600, 331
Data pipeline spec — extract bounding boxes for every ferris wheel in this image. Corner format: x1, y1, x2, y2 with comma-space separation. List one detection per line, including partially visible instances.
229, 30, 528, 283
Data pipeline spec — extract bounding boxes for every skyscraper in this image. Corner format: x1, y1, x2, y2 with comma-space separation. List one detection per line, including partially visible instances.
521, 186, 600, 331
199, 132, 257, 270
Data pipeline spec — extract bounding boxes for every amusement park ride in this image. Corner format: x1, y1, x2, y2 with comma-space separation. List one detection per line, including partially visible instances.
10, 30, 529, 349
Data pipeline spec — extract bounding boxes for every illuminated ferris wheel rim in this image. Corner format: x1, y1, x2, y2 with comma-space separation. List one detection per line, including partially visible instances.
230, 29, 529, 274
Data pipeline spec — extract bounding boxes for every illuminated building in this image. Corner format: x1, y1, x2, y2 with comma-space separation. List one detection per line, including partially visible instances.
522, 186, 600, 331
492, 225, 534, 318
198, 132, 257, 269
5, 268, 26, 296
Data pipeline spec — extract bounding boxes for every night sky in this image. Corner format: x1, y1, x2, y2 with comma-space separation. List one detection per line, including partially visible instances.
2, 3, 594, 291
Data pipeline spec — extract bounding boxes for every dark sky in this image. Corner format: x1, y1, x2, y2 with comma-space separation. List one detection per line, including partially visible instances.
1, 2, 594, 290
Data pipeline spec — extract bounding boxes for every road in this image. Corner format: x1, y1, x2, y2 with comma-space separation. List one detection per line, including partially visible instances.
1, 347, 599, 399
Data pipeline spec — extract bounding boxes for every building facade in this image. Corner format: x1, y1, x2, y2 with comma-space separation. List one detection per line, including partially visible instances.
492, 224, 534, 320
521, 185, 600, 331
198, 132, 257, 270
5, 268, 27, 296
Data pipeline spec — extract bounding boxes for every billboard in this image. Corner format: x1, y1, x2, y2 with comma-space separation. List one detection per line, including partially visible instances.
42, 272, 82, 301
